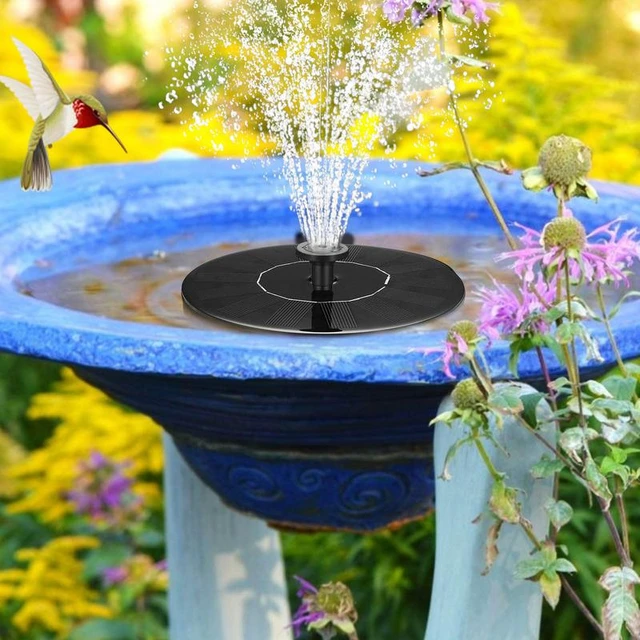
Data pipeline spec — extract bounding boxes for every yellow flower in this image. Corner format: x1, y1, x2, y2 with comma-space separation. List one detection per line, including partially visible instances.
7, 369, 163, 523
0, 536, 113, 637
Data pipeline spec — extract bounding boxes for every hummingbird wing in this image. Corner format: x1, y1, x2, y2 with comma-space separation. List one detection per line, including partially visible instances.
22, 117, 52, 191
0, 76, 40, 120
12, 38, 71, 119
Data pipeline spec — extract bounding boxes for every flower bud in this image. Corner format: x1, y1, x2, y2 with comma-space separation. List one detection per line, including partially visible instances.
451, 378, 484, 410
538, 135, 592, 187
542, 217, 587, 252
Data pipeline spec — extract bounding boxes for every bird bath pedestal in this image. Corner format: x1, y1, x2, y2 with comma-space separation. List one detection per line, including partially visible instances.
0, 159, 639, 639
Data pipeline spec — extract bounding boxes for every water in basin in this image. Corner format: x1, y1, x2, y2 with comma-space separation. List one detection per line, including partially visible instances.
20, 232, 512, 333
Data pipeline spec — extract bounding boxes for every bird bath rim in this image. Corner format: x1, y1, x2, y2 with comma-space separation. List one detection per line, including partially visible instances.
0, 157, 638, 384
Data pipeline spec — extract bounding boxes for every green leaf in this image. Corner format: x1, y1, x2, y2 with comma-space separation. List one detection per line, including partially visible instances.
603, 376, 637, 402
585, 380, 613, 398
559, 427, 599, 463
540, 571, 562, 609
553, 558, 578, 574
585, 457, 613, 509
488, 386, 524, 415
555, 321, 581, 345
82, 544, 132, 581
531, 455, 566, 479
489, 480, 520, 524
133, 529, 165, 548
439, 435, 474, 481
447, 53, 490, 69
514, 555, 547, 580
430, 410, 458, 426
600, 457, 631, 489
549, 376, 572, 392
520, 392, 545, 428
599, 566, 640, 640
545, 498, 573, 530
521, 166, 549, 192
69, 619, 137, 640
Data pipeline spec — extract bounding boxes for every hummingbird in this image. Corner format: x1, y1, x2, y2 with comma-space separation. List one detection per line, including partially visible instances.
0, 37, 127, 191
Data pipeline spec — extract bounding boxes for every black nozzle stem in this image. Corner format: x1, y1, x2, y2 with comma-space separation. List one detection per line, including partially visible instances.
296, 243, 349, 294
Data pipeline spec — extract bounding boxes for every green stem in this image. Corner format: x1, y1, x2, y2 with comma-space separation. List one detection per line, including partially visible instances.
563, 259, 586, 427
474, 437, 502, 481
596, 283, 628, 376
436, 11, 517, 250
615, 486, 631, 560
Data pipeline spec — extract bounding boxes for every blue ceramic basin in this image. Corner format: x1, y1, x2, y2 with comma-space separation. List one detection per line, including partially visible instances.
0, 158, 638, 532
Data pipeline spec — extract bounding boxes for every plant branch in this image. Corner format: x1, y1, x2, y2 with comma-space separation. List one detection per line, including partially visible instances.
596, 282, 628, 376
598, 497, 632, 568
436, 11, 517, 249
560, 576, 604, 637
615, 488, 631, 559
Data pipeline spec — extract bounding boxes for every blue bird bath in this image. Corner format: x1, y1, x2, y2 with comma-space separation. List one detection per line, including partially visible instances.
0, 158, 639, 532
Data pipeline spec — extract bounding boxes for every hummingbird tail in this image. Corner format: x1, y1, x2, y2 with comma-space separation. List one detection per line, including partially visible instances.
22, 138, 52, 192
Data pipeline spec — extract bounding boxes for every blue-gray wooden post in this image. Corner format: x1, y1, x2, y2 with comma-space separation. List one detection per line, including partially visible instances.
425, 382, 555, 640
163, 435, 293, 640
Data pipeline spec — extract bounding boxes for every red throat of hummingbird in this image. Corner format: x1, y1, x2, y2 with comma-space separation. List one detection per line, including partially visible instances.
72, 99, 127, 153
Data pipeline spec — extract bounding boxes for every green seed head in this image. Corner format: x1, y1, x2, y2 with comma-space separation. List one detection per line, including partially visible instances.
447, 320, 478, 345
451, 378, 484, 410
542, 217, 587, 252
538, 135, 592, 186
316, 582, 356, 619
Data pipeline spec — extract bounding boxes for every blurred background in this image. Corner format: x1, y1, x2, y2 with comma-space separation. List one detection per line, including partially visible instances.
0, 0, 638, 638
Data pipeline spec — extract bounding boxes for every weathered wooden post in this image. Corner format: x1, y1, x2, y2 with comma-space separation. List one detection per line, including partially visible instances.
426, 383, 554, 640
163, 435, 293, 640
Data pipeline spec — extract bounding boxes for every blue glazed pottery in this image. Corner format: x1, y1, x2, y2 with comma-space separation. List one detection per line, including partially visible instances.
0, 158, 638, 532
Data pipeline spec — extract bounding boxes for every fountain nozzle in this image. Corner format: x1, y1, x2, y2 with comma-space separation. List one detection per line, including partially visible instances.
296, 242, 349, 293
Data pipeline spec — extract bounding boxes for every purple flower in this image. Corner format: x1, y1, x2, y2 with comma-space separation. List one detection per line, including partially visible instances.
382, 0, 414, 23
103, 566, 128, 587
500, 214, 640, 286
67, 450, 143, 527
384, 0, 499, 26
476, 274, 556, 340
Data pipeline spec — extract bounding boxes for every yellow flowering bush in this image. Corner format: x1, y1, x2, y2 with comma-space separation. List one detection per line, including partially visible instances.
5, 369, 163, 524
398, 3, 640, 184
0, 536, 112, 637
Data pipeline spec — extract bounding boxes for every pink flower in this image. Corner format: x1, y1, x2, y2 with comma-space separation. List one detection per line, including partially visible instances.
384, 0, 498, 25
102, 566, 128, 587
382, 0, 414, 22
500, 214, 640, 286
67, 450, 144, 527
477, 275, 556, 340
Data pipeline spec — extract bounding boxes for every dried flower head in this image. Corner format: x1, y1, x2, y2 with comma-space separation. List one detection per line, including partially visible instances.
539, 135, 592, 186
542, 217, 587, 252
521, 134, 598, 202
451, 378, 485, 409
291, 576, 358, 639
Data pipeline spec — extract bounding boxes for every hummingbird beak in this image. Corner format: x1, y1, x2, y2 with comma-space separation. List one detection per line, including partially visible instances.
99, 118, 127, 153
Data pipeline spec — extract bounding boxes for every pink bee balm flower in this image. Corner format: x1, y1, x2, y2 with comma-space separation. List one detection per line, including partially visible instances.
382, 0, 414, 22
385, 0, 499, 25
500, 214, 640, 287
477, 275, 557, 340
